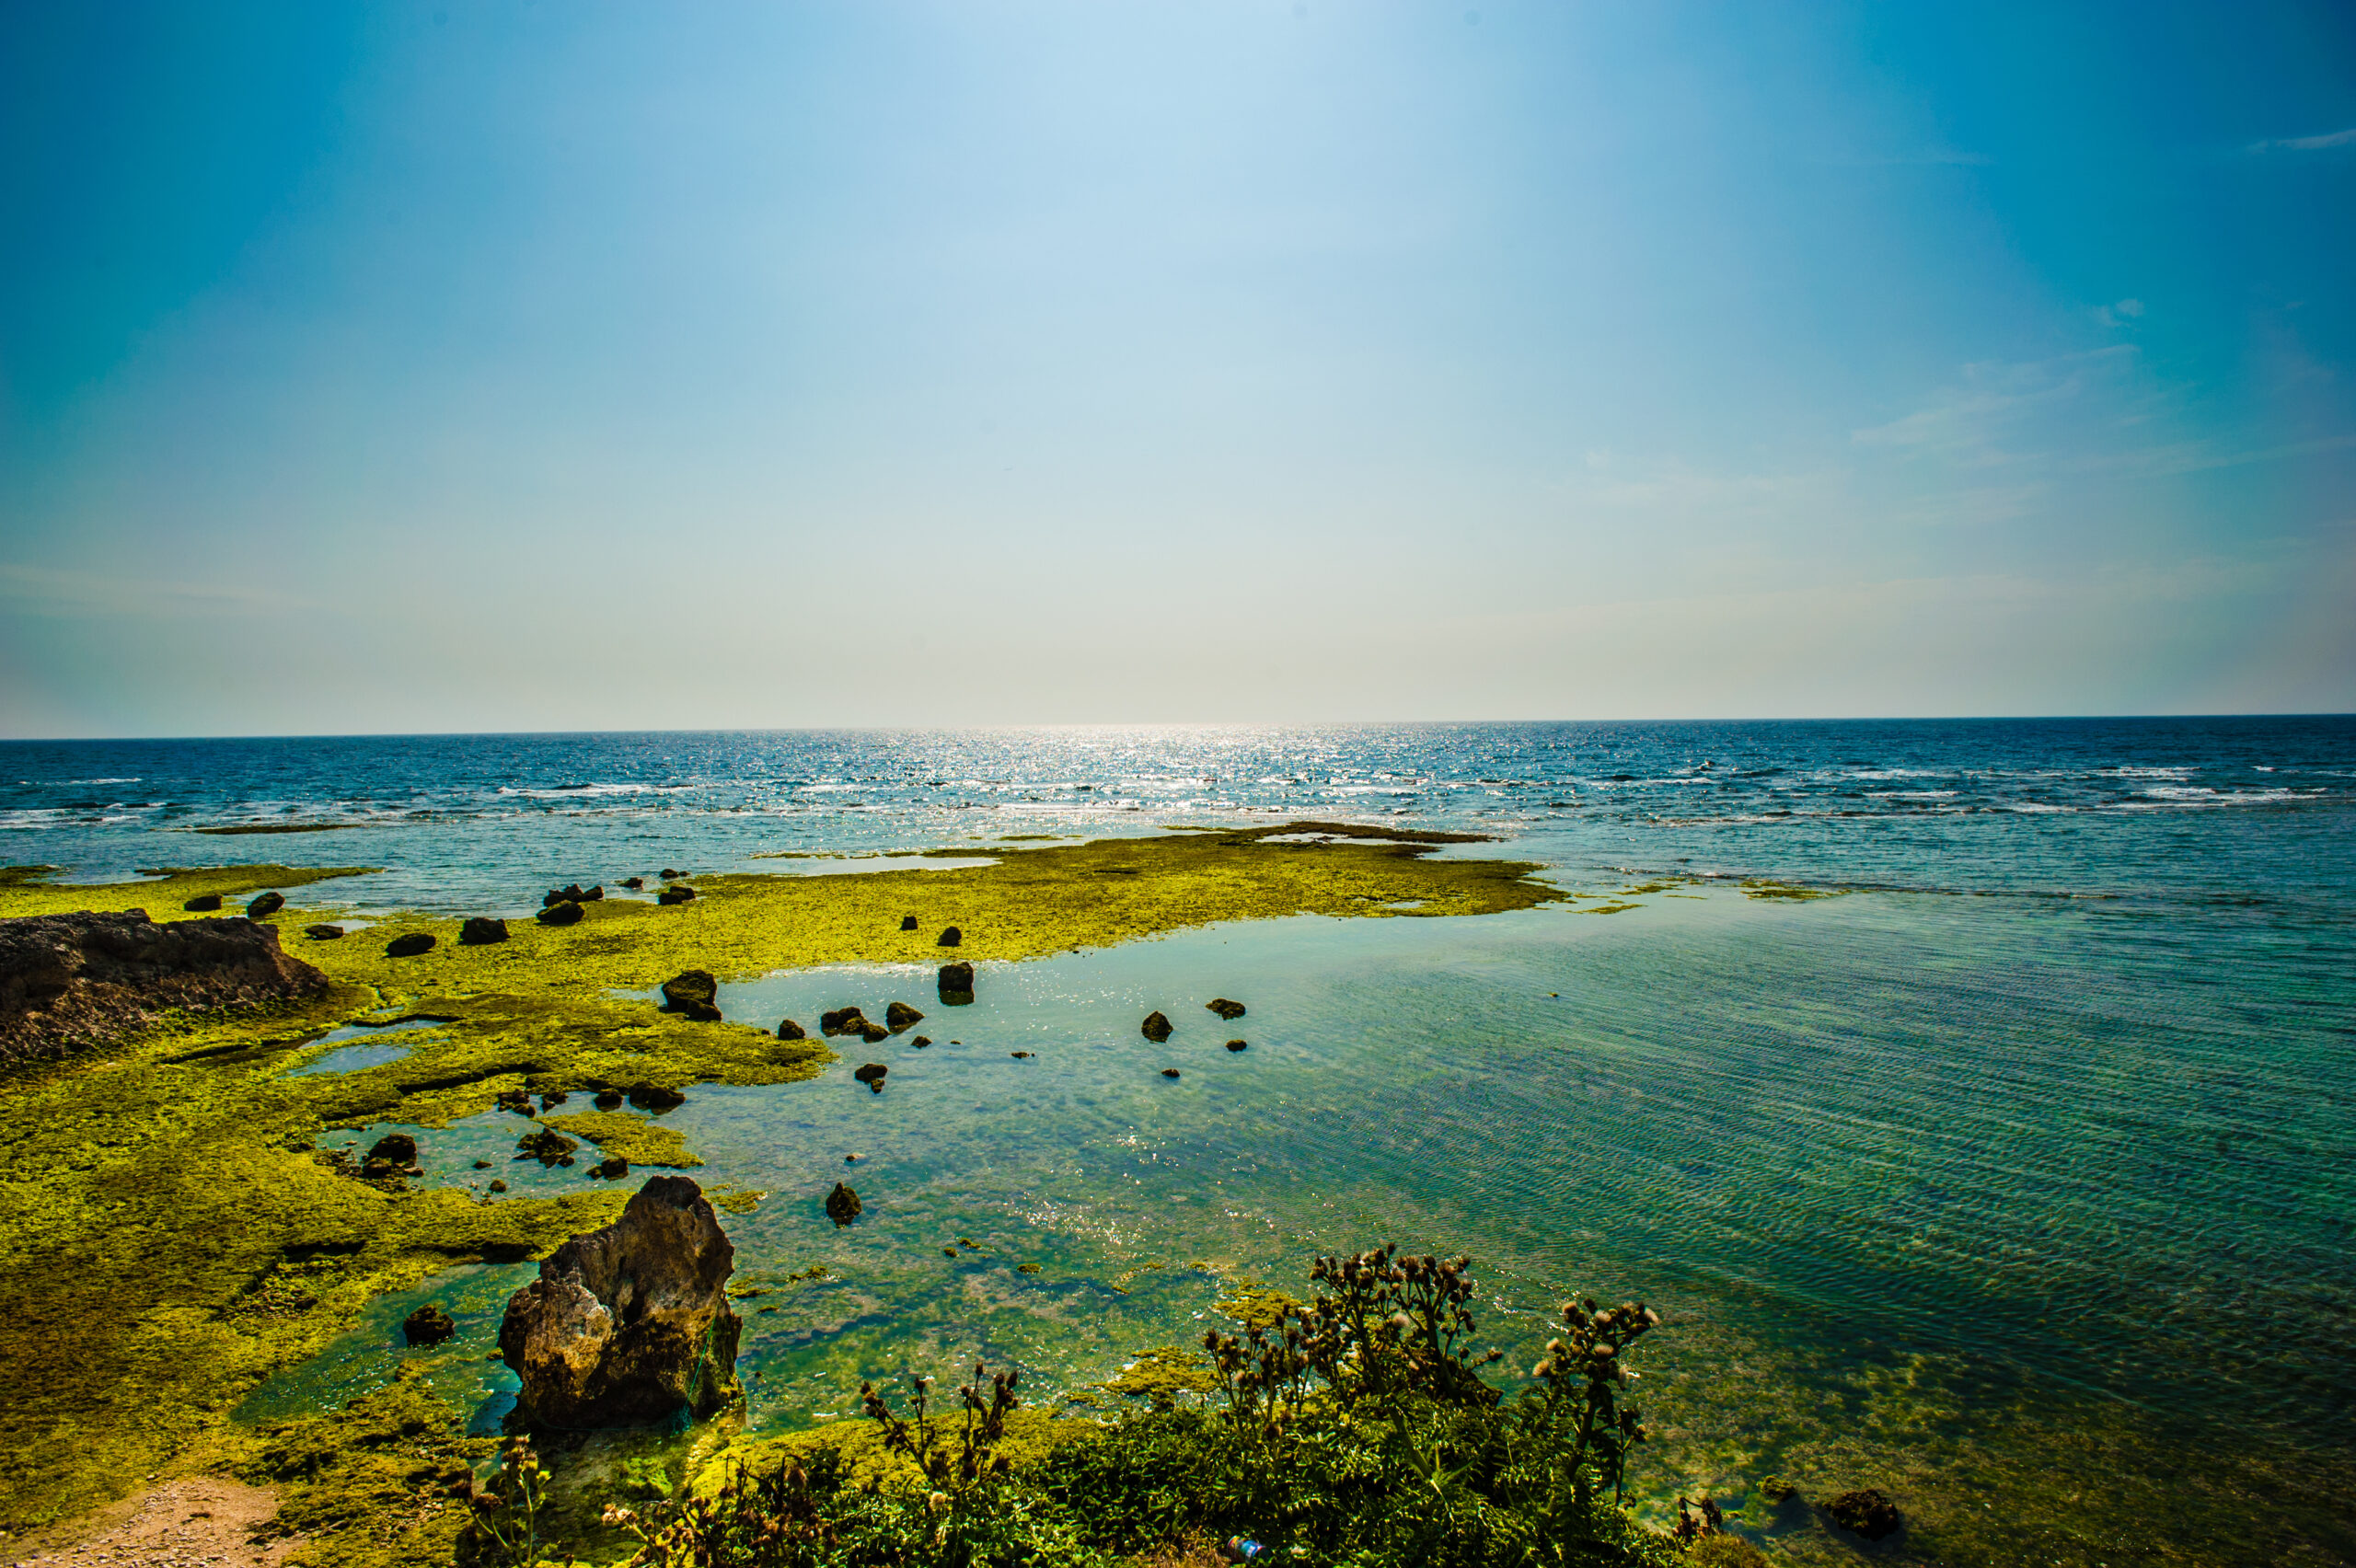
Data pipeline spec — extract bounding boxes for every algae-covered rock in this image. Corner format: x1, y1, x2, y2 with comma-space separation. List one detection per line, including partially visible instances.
403, 1303, 456, 1346
246, 891, 285, 918
593, 1155, 629, 1180
517, 1127, 580, 1167
938, 962, 974, 1004
628, 1083, 686, 1113
659, 970, 722, 1022
0, 910, 329, 1066
303, 923, 344, 940
543, 883, 604, 907
826, 1182, 861, 1226
368, 1133, 420, 1166
1207, 997, 1246, 1020
182, 894, 223, 912
457, 916, 509, 945
777, 1017, 806, 1041
385, 932, 436, 957
620, 876, 644, 890
657, 885, 696, 905
1141, 1010, 1172, 1043
497, 1175, 742, 1428
1823, 1488, 1901, 1539
884, 1000, 924, 1032
937, 926, 962, 947
537, 900, 584, 927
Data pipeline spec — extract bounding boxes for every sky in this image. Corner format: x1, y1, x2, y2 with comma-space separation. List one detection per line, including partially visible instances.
2, 0, 2352, 736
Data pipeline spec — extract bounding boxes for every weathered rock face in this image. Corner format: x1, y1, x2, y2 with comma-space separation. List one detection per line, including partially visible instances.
0, 910, 330, 1066
458, 917, 509, 946
498, 1176, 743, 1428
1141, 1010, 1173, 1043
659, 970, 722, 1022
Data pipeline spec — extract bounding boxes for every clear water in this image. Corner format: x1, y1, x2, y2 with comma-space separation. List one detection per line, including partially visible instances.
282, 1015, 455, 1077
12, 721, 2354, 1562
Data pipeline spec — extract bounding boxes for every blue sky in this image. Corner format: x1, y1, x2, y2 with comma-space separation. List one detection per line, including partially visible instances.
2, 0, 2350, 735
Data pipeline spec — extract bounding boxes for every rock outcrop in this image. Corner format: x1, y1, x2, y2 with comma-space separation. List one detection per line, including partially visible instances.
1141, 1011, 1172, 1043
0, 910, 330, 1066
660, 970, 722, 1022
938, 962, 975, 1005
458, 917, 509, 945
497, 1176, 743, 1427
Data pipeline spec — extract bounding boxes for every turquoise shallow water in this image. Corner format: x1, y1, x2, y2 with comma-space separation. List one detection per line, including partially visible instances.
17, 720, 2354, 1562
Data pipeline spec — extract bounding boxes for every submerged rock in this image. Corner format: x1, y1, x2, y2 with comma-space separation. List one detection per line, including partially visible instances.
777, 1017, 806, 1041
825, 1182, 862, 1227
937, 926, 962, 947
403, 1303, 456, 1346
537, 901, 584, 928
458, 916, 509, 946
657, 885, 696, 906
938, 962, 975, 1005
386, 932, 436, 958
1141, 1011, 1172, 1043
884, 1000, 924, 1032
182, 894, 223, 913
1822, 1490, 1901, 1541
659, 970, 722, 1022
304, 924, 344, 940
246, 892, 285, 918
1207, 997, 1246, 1020
851, 1063, 888, 1090
899, 915, 918, 931
497, 1175, 742, 1427
0, 910, 330, 1066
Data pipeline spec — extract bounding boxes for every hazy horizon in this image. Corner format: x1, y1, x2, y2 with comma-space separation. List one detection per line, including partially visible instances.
6, 2, 2353, 738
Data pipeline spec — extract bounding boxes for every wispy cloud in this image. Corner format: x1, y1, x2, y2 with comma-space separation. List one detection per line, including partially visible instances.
0, 563, 306, 618
2246, 127, 2356, 154
1850, 347, 2138, 459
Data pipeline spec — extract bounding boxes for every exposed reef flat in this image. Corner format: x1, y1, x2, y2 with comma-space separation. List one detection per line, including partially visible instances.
0, 828, 1560, 1553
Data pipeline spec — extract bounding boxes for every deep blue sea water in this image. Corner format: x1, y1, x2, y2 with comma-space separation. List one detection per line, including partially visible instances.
7, 720, 2353, 1564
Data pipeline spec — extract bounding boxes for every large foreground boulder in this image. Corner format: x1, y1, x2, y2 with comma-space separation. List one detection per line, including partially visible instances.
498, 1176, 742, 1428
0, 909, 329, 1066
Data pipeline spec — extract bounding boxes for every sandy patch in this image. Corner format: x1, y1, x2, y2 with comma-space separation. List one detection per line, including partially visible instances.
5, 1476, 298, 1568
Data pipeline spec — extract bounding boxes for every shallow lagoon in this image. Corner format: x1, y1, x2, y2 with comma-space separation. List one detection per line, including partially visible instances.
248, 880, 2355, 1562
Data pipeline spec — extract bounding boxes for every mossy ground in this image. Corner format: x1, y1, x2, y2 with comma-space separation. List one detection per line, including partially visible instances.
0, 830, 1561, 1560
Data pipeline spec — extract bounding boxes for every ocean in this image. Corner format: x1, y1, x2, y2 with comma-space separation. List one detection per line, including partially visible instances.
6, 718, 2352, 1563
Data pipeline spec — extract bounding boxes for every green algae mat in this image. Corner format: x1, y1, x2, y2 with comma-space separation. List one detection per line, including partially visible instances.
0, 826, 1559, 1560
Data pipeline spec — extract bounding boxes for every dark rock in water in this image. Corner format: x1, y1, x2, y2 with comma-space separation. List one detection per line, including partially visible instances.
657, 885, 696, 905
777, 1018, 806, 1041
1822, 1490, 1901, 1540
246, 892, 285, 918
473, 1159, 491, 1170
458, 916, 509, 946
182, 894, 223, 912
1160, 1067, 1182, 1078
580, 885, 604, 902
1207, 997, 1246, 1020
594, 1156, 629, 1180
304, 924, 344, 940
825, 1182, 862, 1227
659, 970, 722, 1022
537, 901, 584, 927
659, 869, 680, 881
594, 1090, 624, 1111
488, 1178, 509, 1193
937, 962, 975, 1004
852, 1063, 888, 1090
541, 1090, 568, 1109
0, 910, 331, 1066
900, 915, 918, 931
937, 926, 962, 947
544, 885, 583, 907
819, 1006, 876, 1038
496, 1088, 536, 1115
856, 1021, 887, 1043
386, 932, 436, 957
628, 1083, 687, 1113
910, 1035, 930, 1048
1140, 1011, 1172, 1043
368, 1133, 420, 1166
884, 1000, 924, 1032
404, 1303, 456, 1345
516, 1127, 580, 1167
498, 1175, 742, 1427
1226, 1039, 1248, 1052
1011, 1051, 1034, 1059
620, 876, 644, 890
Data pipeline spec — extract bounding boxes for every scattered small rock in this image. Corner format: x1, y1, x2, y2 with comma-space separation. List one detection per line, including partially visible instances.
659, 868, 680, 880
246, 892, 285, 918
820, 1006, 870, 1036
1226, 1039, 1248, 1052
629, 1083, 687, 1113
1822, 1490, 1902, 1541
777, 1017, 806, 1040
594, 1156, 629, 1180
844, 1153, 861, 1163
403, 1303, 456, 1345
537, 900, 584, 927
938, 961, 975, 1004
182, 894, 223, 912
826, 1182, 862, 1227
541, 1090, 568, 1109
937, 926, 962, 947
657, 885, 696, 905
516, 1127, 580, 1167
943, 1246, 959, 1256
884, 1000, 925, 1032
305, 923, 345, 940
543, 884, 590, 907
1141, 1010, 1172, 1043
1207, 997, 1246, 1020
900, 915, 918, 931
620, 876, 645, 889
369, 1133, 420, 1165
488, 1178, 508, 1193
496, 1088, 536, 1114
852, 1063, 889, 1091
473, 1159, 491, 1170
1017, 1262, 1042, 1274
1011, 1050, 1034, 1059
1161, 1067, 1181, 1078
386, 931, 435, 958
660, 969, 722, 1022
458, 916, 509, 945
